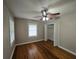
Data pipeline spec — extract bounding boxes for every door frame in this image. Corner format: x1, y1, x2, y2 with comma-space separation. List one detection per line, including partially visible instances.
47, 22, 58, 46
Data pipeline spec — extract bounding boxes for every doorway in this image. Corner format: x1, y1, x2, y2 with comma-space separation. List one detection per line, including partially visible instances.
47, 24, 54, 45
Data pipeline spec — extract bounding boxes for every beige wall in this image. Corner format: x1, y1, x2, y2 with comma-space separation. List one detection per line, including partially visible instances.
52, 12, 76, 53
47, 11, 76, 54
47, 10, 76, 54
3, 5, 15, 59
15, 18, 44, 44
59, 12, 76, 53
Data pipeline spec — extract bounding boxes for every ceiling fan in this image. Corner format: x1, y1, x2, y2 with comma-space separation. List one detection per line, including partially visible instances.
33, 7, 60, 21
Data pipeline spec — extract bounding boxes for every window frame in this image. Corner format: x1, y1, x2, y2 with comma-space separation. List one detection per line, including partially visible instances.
28, 23, 37, 37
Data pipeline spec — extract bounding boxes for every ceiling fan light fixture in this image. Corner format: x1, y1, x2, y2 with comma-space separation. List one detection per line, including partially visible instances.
42, 17, 49, 21
46, 17, 49, 20
43, 11, 46, 16
41, 8, 48, 21
41, 9, 47, 17
43, 17, 46, 21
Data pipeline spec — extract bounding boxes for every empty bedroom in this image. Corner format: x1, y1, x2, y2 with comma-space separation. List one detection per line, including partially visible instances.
3, 0, 76, 59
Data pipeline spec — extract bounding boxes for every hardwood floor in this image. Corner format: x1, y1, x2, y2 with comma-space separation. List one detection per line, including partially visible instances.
12, 41, 76, 59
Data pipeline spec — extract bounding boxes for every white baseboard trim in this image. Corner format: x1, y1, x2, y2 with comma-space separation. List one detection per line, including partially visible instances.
16, 39, 44, 46
10, 39, 44, 59
58, 45, 76, 55
10, 45, 16, 59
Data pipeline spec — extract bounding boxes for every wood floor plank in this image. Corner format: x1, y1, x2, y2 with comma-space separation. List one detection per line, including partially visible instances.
12, 40, 76, 59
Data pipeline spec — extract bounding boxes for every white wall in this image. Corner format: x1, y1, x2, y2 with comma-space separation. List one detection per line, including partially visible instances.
3, 5, 15, 59
14, 18, 44, 44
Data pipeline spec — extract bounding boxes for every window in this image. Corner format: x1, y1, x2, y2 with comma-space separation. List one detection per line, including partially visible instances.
28, 23, 37, 37
9, 17, 15, 46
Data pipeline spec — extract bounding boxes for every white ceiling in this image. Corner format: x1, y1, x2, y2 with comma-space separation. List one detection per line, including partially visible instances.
4, 0, 76, 20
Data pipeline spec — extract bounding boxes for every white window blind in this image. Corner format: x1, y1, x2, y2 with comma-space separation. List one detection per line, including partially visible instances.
28, 23, 37, 37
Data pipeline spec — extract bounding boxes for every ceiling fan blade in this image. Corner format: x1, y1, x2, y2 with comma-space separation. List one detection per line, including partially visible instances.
33, 16, 43, 21
47, 13, 60, 15
47, 13, 60, 20
33, 16, 42, 18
